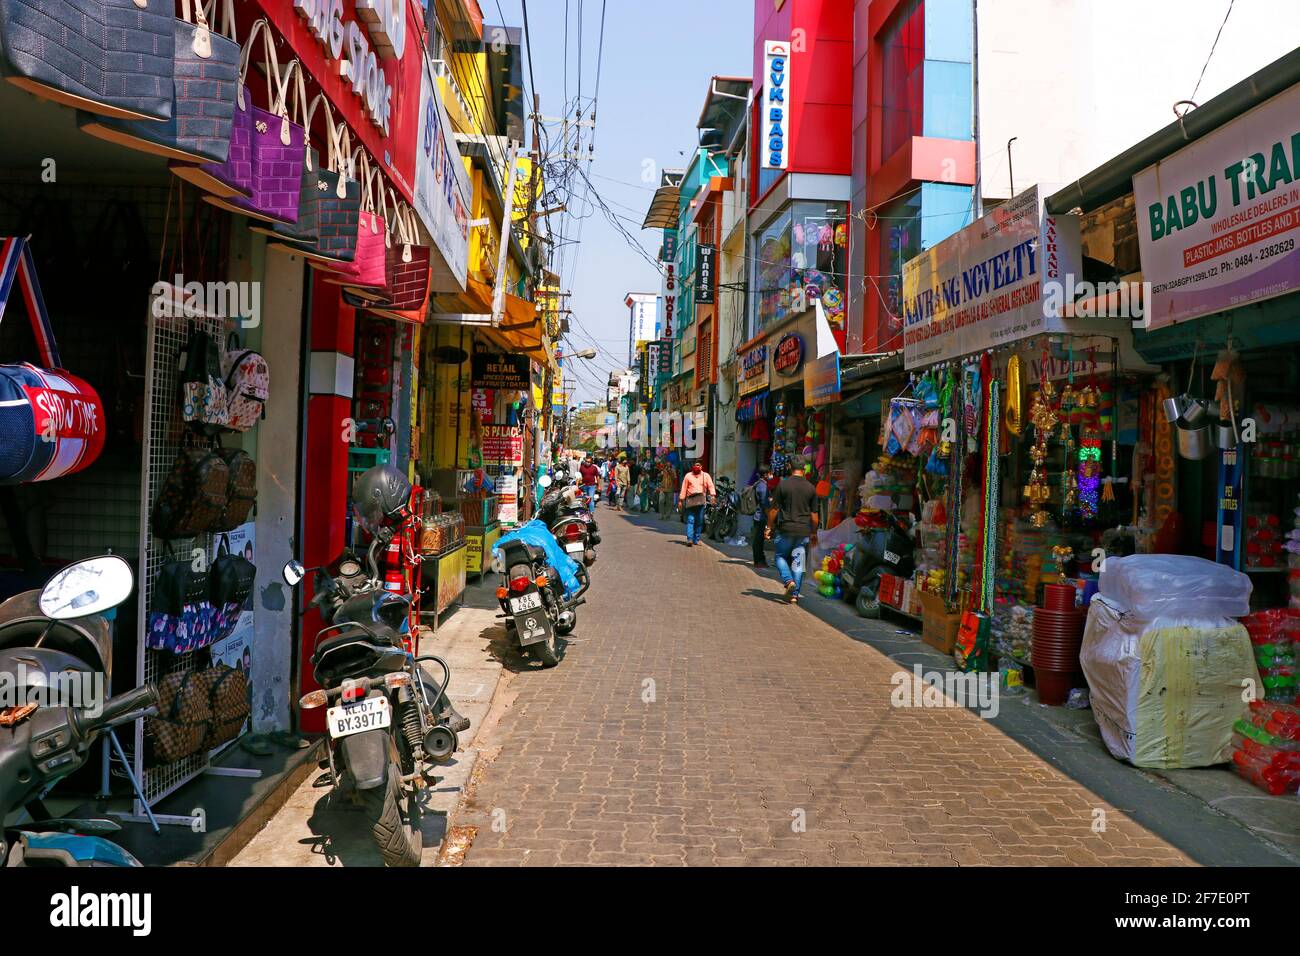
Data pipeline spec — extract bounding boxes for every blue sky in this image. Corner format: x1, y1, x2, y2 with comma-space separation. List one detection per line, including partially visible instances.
491, 0, 751, 404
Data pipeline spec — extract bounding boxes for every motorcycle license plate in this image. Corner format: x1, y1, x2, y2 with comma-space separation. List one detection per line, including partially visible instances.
326, 697, 390, 739
564, 541, 586, 553
884, 550, 901, 564
510, 592, 543, 613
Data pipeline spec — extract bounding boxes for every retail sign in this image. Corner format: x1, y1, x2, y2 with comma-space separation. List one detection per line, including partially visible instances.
482, 424, 524, 466
661, 260, 677, 337
471, 352, 530, 390
695, 244, 717, 304
739, 342, 769, 396
414, 55, 471, 289
773, 332, 804, 376
901, 185, 1088, 369
1133, 84, 1300, 330
656, 338, 673, 375
762, 41, 790, 170
804, 351, 841, 406
662, 232, 678, 261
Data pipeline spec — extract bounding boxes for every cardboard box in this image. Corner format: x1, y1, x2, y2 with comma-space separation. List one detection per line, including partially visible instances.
920, 590, 961, 654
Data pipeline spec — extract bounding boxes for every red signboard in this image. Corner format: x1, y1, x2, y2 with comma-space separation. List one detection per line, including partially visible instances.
251, 0, 422, 203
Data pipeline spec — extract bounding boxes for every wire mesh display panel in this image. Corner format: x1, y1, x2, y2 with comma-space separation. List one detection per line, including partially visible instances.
133, 302, 225, 812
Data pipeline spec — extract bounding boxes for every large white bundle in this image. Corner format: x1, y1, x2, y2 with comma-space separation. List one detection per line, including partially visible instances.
1080, 555, 1255, 768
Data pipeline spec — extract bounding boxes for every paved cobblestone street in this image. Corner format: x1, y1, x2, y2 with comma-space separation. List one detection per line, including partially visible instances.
455, 509, 1192, 866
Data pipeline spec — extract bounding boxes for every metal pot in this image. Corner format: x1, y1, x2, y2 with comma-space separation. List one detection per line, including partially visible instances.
1177, 422, 1213, 460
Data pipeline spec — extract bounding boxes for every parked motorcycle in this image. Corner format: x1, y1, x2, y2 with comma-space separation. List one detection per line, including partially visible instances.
537, 473, 599, 566
838, 510, 917, 618
285, 464, 467, 867
0, 554, 158, 867
706, 476, 739, 541
492, 520, 590, 667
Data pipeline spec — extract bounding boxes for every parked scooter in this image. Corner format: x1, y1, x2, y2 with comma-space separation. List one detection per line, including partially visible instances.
0, 555, 158, 867
537, 473, 599, 566
492, 520, 589, 667
284, 464, 467, 867
706, 476, 739, 541
838, 510, 917, 618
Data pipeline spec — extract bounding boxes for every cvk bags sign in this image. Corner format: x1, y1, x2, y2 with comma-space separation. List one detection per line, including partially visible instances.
414, 54, 471, 288
695, 244, 717, 304
902, 185, 1088, 369
1133, 84, 1300, 330
762, 41, 791, 170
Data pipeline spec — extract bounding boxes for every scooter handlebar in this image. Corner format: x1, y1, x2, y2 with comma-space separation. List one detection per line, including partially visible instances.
88, 685, 158, 732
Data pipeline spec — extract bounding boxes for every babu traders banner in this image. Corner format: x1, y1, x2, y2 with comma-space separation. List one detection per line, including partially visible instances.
902, 185, 1085, 369
1133, 83, 1300, 330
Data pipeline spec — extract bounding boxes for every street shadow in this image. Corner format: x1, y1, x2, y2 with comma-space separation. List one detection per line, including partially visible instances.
301, 774, 447, 867
741, 587, 791, 605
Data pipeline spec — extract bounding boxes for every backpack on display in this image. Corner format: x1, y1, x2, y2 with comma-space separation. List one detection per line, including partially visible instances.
145, 558, 238, 654
220, 333, 268, 432
151, 442, 230, 540
213, 447, 256, 531
210, 533, 256, 611
179, 324, 229, 429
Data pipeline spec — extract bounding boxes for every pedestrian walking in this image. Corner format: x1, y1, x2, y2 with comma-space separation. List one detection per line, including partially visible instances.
745, 463, 775, 568
614, 457, 631, 510
678, 461, 716, 546
766, 460, 820, 603
578, 456, 600, 513
657, 460, 676, 519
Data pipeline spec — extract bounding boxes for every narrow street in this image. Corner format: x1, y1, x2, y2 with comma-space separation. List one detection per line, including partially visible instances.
452, 509, 1191, 867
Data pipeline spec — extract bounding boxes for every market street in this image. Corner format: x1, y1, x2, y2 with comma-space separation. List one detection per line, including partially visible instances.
451, 509, 1191, 867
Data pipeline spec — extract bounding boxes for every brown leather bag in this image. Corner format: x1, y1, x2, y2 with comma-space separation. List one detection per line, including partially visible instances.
146, 670, 212, 764
197, 664, 249, 750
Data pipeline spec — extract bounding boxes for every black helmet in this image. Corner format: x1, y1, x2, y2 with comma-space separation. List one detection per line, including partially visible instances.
352, 464, 412, 535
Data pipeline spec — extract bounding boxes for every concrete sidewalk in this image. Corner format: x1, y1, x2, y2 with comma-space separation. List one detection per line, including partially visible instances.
230, 595, 507, 867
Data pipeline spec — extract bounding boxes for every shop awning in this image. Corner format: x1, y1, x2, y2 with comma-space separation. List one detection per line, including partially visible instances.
642, 182, 683, 230
426, 279, 551, 364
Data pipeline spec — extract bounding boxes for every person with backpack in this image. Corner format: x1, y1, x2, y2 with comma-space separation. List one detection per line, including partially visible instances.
744, 463, 775, 568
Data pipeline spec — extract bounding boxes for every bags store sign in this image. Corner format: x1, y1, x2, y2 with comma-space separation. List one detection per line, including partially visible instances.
1134, 83, 1300, 330
270, 0, 421, 198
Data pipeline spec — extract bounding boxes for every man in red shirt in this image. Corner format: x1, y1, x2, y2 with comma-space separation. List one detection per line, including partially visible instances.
678, 462, 716, 547
578, 456, 600, 513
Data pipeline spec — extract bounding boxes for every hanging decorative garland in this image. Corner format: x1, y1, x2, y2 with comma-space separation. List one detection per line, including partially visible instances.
979, 377, 1001, 613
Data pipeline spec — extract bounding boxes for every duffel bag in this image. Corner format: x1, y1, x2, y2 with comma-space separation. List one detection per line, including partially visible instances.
196, 664, 249, 751
146, 670, 212, 764
0, 238, 106, 484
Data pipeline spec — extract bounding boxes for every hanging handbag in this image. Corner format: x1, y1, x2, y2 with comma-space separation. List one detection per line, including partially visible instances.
78, 0, 239, 164
168, 15, 269, 201
178, 322, 229, 428
208, 45, 305, 225
276, 109, 360, 265
0, 237, 107, 484
383, 200, 432, 310
318, 148, 387, 287
252, 71, 321, 248
212, 446, 256, 530
0, 0, 172, 121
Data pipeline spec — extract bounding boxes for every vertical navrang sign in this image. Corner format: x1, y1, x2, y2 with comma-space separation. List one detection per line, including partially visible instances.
1133, 84, 1300, 330
762, 41, 790, 170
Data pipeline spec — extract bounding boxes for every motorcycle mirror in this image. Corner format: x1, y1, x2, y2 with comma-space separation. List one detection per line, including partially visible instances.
282, 560, 307, 587
538, 474, 554, 488
38, 555, 134, 620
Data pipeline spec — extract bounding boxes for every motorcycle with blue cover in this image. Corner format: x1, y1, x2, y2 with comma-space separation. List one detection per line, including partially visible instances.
284, 464, 469, 867
0, 554, 158, 867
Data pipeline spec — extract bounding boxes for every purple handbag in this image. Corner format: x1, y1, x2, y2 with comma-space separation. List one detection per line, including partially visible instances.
168, 11, 263, 199
211, 49, 305, 224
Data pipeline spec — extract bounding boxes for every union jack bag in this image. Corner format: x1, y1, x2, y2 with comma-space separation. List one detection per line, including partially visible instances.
0, 237, 106, 484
